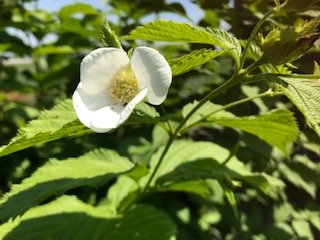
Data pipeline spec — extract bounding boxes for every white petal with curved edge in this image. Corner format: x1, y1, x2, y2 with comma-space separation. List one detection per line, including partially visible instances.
131, 47, 172, 105
119, 88, 148, 125
73, 82, 122, 133
80, 48, 129, 95
90, 104, 124, 133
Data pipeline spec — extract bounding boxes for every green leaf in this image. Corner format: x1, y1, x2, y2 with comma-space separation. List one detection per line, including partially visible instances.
122, 20, 241, 68
104, 175, 140, 214
223, 185, 239, 219
106, 204, 177, 240
181, 100, 235, 130
34, 45, 75, 57
211, 110, 299, 155
0, 195, 109, 240
278, 162, 317, 197
0, 148, 134, 221
182, 101, 298, 154
269, 75, 320, 137
0, 196, 176, 240
161, 180, 211, 200
145, 140, 284, 198
101, 20, 122, 49
127, 102, 162, 124
144, 140, 230, 187
156, 157, 284, 199
0, 99, 90, 157
292, 220, 314, 240
169, 48, 223, 76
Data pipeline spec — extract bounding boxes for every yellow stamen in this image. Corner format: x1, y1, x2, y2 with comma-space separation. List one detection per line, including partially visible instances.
109, 69, 138, 104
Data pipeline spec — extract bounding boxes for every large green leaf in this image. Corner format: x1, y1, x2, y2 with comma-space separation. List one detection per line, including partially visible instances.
269, 75, 320, 137
122, 20, 241, 68
211, 110, 298, 155
143, 140, 284, 198
0, 149, 134, 221
0, 99, 89, 157
0, 196, 176, 240
182, 101, 298, 154
0, 100, 163, 157
169, 48, 224, 76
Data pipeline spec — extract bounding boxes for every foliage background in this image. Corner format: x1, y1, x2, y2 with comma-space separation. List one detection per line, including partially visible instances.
0, 0, 319, 239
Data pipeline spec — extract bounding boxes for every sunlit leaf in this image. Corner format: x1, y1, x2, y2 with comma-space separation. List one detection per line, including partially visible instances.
145, 140, 284, 198
104, 175, 140, 214
0, 149, 134, 221
0, 196, 176, 240
269, 75, 320, 137
278, 161, 317, 197
211, 110, 298, 155
127, 102, 162, 124
122, 20, 241, 68
292, 220, 314, 240
169, 48, 223, 76
0, 99, 90, 157
181, 100, 235, 130
182, 101, 297, 154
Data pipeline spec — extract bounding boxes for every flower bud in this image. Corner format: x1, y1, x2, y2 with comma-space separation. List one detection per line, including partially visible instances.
261, 17, 320, 66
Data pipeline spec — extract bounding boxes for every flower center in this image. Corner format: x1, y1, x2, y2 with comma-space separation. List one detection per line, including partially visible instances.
109, 69, 138, 104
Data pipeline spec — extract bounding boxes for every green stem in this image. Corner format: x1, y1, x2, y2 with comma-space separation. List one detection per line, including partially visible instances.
159, 105, 174, 134
239, 8, 276, 69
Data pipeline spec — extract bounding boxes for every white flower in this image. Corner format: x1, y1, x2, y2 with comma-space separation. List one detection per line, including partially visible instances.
72, 47, 172, 133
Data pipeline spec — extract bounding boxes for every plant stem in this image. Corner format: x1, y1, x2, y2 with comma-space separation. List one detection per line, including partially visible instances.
239, 8, 276, 69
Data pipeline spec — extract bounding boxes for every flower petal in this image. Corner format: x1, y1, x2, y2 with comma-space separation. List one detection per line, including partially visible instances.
73, 82, 123, 133
119, 88, 148, 125
131, 47, 172, 105
90, 104, 123, 133
80, 47, 129, 95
